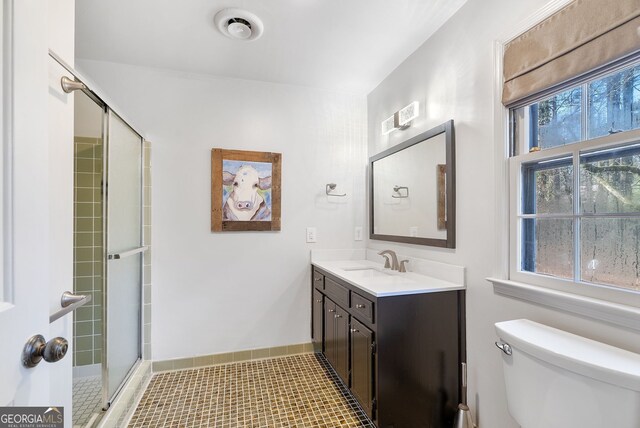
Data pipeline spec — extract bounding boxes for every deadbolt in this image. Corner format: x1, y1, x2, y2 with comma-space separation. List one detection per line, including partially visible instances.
22, 334, 69, 368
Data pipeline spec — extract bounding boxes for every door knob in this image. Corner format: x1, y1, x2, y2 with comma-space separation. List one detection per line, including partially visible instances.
22, 334, 69, 368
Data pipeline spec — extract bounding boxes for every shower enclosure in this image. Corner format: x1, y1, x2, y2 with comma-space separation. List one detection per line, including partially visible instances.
71, 83, 145, 427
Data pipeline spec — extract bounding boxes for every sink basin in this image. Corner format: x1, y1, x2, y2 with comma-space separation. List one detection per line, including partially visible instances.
341, 267, 392, 278
342, 266, 375, 271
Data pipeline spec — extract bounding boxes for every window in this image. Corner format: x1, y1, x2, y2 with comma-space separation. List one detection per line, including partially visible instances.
510, 60, 640, 293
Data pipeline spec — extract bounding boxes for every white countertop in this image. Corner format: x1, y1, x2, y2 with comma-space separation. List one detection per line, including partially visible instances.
312, 259, 465, 297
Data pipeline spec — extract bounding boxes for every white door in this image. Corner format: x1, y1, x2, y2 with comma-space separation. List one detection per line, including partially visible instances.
0, 1, 74, 426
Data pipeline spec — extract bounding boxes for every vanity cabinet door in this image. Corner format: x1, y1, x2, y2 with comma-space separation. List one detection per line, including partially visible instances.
313, 270, 325, 289
334, 304, 350, 384
324, 299, 338, 372
312, 289, 324, 352
350, 317, 374, 418
324, 298, 350, 385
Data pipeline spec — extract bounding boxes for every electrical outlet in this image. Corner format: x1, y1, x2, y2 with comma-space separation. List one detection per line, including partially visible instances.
409, 226, 418, 237
354, 226, 363, 241
306, 227, 317, 243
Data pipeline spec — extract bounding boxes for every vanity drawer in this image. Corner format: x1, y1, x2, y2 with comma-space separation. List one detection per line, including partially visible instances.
313, 270, 325, 289
324, 277, 349, 308
351, 292, 374, 324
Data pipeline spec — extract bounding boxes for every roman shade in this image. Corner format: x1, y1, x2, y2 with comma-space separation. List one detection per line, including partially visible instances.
502, 0, 640, 106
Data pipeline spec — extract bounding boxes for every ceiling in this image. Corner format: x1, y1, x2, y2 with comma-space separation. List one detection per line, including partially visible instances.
75, 0, 467, 95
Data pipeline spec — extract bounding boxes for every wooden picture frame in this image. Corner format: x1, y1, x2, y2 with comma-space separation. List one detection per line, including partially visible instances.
211, 149, 281, 232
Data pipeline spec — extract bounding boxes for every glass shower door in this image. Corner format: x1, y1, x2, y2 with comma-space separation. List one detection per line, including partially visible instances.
104, 110, 143, 405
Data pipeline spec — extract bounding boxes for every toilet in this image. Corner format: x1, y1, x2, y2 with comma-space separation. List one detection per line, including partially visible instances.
495, 319, 640, 428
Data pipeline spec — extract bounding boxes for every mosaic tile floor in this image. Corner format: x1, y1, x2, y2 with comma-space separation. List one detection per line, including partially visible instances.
128, 353, 375, 428
72, 375, 103, 427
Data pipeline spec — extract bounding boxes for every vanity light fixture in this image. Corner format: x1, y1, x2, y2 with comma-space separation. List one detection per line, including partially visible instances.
381, 101, 420, 136
381, 115, 396, 135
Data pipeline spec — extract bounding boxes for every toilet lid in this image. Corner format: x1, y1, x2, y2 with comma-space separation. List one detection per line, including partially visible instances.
495, 319, 640, 392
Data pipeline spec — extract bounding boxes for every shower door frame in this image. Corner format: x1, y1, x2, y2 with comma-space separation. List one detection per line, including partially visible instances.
101, 107, 144, 410
49, 51, 145, 412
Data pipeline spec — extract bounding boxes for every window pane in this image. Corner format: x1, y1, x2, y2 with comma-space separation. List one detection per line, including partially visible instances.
580, 143, 640, 214
581, 218, 640, 290
522, 159, 573, 214
530, 88, 582, 150
522, 218, 574, 279
588, 66, 640, 139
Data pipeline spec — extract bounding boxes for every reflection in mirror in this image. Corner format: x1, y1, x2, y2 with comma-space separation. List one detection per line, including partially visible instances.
370, 120, 455, 247
373, 132, 446, 238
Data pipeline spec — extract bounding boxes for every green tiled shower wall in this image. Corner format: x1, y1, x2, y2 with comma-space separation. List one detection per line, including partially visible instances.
74, 136, 104, 366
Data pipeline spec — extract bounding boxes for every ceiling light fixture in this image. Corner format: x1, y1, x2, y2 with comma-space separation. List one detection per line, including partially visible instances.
214, 8, 264, 42
227, 18, 252, 40
381, 101, 420, 135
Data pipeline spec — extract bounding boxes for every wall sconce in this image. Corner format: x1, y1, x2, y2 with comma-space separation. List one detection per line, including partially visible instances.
381, 101, 419, 135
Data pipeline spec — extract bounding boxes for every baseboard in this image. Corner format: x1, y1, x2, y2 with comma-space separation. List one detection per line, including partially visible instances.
152, 342, 315, 373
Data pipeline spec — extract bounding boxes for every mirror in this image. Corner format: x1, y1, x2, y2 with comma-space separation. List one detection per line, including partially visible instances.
370, 120, 455, 247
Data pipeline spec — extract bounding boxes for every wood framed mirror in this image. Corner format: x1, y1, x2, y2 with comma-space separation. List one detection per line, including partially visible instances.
369, 120, 455, 248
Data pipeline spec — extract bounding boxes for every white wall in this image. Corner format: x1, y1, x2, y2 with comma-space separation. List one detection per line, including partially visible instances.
76, 60, 367, 361
48, 0, 74, 64
74, 92, 102, 138
367, 1, 640, 427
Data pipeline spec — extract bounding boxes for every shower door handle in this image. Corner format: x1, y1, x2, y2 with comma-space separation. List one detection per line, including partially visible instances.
107, 246, 148, 260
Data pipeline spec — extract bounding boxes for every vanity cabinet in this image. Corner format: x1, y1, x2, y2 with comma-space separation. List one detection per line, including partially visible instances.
350, 317, 374, 416
312, 289, 324, 351
311, 266, 465, 428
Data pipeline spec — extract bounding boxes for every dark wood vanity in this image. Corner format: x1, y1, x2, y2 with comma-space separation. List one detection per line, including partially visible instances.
311, 266, 466, 428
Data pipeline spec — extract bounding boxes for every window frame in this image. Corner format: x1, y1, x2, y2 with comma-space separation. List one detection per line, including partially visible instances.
488, 0, 640, 327
509, 101, 640, 308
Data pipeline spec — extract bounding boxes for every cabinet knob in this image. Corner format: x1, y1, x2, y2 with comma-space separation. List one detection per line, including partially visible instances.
328, 309, 336, 313
355, 304, 365, 308
334, 314, 341, 318
314, 277, 323, 282
350, 328, 359, 333
315, 299, 322, 303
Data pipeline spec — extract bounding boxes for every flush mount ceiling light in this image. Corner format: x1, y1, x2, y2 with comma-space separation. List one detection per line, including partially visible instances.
214, 8, 264, 41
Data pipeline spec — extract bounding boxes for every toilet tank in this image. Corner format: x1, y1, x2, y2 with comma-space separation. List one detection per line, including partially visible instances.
495, 319, 640, 428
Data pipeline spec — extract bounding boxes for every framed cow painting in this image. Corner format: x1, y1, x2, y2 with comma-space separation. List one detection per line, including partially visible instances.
211, 149, 282, 232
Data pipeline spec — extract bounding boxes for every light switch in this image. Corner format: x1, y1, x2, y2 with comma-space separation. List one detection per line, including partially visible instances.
354, 226, 363, 241
306, 227, 317, 243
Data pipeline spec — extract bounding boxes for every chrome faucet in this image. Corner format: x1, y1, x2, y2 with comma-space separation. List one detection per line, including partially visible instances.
378, 250, 400, 271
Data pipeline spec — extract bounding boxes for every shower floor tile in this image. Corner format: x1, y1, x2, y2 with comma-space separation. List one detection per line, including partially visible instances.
128, 353, 375, 428
72, 375, 103, 428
